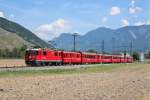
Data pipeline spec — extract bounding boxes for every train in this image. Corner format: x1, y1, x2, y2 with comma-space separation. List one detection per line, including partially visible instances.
25, 48, 133, 66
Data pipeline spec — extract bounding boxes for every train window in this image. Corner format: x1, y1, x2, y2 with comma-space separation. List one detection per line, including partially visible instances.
72, 54, 74, 57
63, 54, 66, 57
34, 51, 38, 55
43, 51, 47, 56
77, 54, 79, 58
70, 54, 72, 58
59, 53, 61, 56
54, 52, 57, 56
55, 52, 58, 56
26, 51, 39, 55
35, 51, 39, 55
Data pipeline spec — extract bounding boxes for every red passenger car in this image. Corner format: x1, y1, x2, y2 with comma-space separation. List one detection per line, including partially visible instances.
113, 55, 121, 63
97, 54, 102, 63
62, 51, 81, 64
81, 52, 98, 64
101, 55, 113, 63
127, 56, 133, 63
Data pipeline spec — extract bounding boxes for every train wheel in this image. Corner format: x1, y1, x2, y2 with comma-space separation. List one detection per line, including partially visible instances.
44, 62, 49, 66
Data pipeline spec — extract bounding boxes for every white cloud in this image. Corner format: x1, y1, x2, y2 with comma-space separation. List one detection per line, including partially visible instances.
9, 14, 15, 20
130, 0, 135, 7
129, 7, 142, 14
129, 0, 142, 14
0, 11, 5, 18
121, 19, 130, 26
134, 20, 150, 26
134, 21, 145, 26
110, 6, 121, 16
146, 21, 150, 25
34, 18, 72, 41
102, 17, 108, 23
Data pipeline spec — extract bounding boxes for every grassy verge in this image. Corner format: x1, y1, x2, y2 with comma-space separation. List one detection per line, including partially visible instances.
0, 63, 146, 77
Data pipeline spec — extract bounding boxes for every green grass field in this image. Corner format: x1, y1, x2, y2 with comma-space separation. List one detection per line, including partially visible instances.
0, 63, 145, 77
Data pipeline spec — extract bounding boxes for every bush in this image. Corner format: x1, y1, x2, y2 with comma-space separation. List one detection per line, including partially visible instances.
132, 52, 140, 61
0, 45, 27, 59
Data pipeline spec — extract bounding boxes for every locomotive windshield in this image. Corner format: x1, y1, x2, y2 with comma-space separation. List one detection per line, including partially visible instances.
26, 50, 38, 56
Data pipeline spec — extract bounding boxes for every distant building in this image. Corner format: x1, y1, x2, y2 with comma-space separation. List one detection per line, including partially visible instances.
140, 52, 144, 62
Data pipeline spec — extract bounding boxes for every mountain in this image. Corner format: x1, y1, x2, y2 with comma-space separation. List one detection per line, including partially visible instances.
53, 25, 150, 53
0, 17, 50, 49
53, 33, 75, 50
113, 25, 150, 52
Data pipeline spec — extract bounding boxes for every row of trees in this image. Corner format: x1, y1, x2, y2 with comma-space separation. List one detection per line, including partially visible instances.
0, 45, 27, 59
145, 52, 150, 59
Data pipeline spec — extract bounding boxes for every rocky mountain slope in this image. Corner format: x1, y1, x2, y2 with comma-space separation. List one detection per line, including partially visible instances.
0, 17, 50, 49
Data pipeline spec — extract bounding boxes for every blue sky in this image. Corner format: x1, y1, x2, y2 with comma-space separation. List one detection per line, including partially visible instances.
0, 0, 149, 40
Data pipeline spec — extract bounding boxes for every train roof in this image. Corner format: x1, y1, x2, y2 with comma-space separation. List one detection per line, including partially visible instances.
26, 48, 132, 57
26, 48, 61, 52
26, 48, 40, 51
62, 51, 81, 54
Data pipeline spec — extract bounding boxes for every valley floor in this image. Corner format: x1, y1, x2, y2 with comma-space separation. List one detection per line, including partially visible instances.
0, 59, 25, 67
0, 63, 150, 100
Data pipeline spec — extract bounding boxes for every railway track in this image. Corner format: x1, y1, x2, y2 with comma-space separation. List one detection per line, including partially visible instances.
0, 64, 105, 72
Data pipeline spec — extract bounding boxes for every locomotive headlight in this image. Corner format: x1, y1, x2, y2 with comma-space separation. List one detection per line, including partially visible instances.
29, 56, 32, 59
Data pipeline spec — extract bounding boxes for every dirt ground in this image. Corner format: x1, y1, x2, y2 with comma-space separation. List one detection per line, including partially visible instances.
0, 64, 150, 100
0, 59, 26, 67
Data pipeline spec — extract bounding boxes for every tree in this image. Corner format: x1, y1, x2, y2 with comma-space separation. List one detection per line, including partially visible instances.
132, 52, 140, 61
87, 49, 97, 53
0, 49, 2, 58
0, 45, 28, 59
145, 51, 150, 59
19, 45, 27, 58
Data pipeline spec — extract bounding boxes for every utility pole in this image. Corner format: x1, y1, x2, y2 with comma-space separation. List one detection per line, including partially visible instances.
130, 41, 133, 55
112, 37, 115, 54
101, 40, 105, 54
72, 33, 78, 52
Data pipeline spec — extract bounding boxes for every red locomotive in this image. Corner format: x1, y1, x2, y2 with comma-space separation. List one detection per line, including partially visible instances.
25, 48, 133, 66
